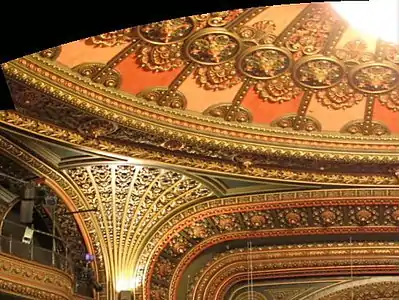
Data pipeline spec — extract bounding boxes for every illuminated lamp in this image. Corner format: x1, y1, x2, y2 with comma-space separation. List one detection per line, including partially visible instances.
330, 0, 399, 44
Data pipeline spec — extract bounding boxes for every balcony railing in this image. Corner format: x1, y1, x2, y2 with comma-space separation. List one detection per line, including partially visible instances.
0, 234, 73, 274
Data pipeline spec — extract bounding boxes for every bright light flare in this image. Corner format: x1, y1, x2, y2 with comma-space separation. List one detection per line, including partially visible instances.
116, 276, 141, 292
331, 0, 399, 44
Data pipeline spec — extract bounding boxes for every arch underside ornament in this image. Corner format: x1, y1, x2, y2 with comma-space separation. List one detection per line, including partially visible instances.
1, 2, 399, 300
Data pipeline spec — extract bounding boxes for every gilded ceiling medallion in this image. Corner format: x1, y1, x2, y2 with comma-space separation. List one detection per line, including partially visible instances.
184, 28, 242, 65
293, 56, 345, 89
349, 62, 399, 94
237, 46, 292, 79
137, 17, 195, 44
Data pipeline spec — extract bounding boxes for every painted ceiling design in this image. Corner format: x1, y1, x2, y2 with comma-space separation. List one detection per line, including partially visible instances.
1, 2, 399, 300
7, 2, 399, 137
2, 2, 399, 186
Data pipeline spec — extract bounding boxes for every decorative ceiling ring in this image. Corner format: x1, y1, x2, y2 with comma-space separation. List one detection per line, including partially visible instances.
139, 188, 399, 299
0, 134, 104, 296
184, 28, 243, 65
189, 243, 399, 300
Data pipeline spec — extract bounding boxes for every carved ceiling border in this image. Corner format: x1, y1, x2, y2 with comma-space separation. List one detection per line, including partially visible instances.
188, 243, 399, 300
138, 188, 399, 299
0, 111, 398, 186
314, 277, 399, 300
0, 134, 106, 299
0, 252, 73, 300
4, 57, 399, 156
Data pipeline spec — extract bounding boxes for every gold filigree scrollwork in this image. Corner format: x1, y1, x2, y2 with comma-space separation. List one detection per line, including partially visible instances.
85, 28, 136, 47
138, 87, 187, 109
72, 63, 121, 88
138, 17, 195, 44
203, 103, 252, 123
236, 20, 277, 46
271, 115, 322, 132
383, 43, 399, 64
194, 61, 242, 90
185, 28, 242, 65
319, 281, 399, 300
38, 46, 61, 60
315, 80, 366, 110
377, 88, 399, 112
77, 119, 119, 137
255, 74, 302, 103
285, 7, 335, 60
193, 10, 244, 28
335, 40, 375, 66
66, 165, 212, 295
341, 120, 390, 136
137, 42, 187, 71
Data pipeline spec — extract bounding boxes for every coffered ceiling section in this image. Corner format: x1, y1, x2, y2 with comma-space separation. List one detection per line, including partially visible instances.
2, 2, 399, 185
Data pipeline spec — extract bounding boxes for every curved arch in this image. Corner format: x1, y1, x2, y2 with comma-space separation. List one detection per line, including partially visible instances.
62, 163, 214, 298
137, 188, 399, 299
308, 277, 399, 300
188, 242, 399, 300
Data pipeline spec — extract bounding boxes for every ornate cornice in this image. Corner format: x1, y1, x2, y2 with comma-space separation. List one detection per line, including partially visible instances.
139, 189, 399, 299
1, 111, 398, 186
189, 242, 399, 300
0, 252, 73, 300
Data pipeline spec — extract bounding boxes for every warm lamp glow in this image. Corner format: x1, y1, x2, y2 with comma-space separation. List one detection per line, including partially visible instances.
116, 276, 141, 292
331, 0, 399, 44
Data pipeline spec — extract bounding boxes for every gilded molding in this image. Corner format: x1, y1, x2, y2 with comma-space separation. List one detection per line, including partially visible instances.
138, 188, 399, 299
0, 252, 73, 300
4, 57, 399, 151
1, 111, 398, 186
188, 242, 399, 300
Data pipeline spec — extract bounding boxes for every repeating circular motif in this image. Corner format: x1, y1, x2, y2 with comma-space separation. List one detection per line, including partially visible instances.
184, 28, 242, 65
349, 62, 399, 94
137, 17, 195, 45
293, 56, 345, 89
237, 45, 292, 79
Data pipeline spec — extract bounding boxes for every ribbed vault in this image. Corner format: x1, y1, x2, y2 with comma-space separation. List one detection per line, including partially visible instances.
63, 164, 213, 297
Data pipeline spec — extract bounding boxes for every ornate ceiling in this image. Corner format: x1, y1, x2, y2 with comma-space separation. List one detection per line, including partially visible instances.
1, 2, 399, 185
1, 2, 399, 300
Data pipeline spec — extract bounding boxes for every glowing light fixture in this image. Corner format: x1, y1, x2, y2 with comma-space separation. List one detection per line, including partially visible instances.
116, 276, 141, 292
330, 0, 399, 44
